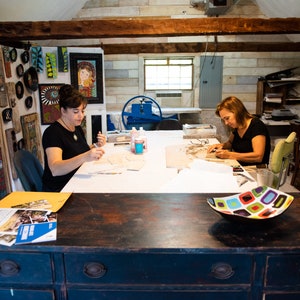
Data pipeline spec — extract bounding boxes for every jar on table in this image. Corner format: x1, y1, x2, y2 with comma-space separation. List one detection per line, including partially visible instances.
134, 138, 144, 154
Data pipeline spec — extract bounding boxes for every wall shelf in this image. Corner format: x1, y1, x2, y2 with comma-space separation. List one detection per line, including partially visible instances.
256, 78, 300, 115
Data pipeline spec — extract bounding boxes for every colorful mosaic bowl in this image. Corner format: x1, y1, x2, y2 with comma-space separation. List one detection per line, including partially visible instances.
207, 186, 294, 222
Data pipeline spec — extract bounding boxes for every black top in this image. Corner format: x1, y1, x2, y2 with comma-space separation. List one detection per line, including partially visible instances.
42, 121, 90, 192
232, 117, 271, 166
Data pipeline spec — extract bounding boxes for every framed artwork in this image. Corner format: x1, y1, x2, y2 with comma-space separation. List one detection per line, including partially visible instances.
70, 53, 104, 104
39, 83, 64, 125
21, 113, 43, 165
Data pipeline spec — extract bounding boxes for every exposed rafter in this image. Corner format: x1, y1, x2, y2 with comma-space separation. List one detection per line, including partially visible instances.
0, 17, 299, 53
99, 42, 300, 54
0, 17, 299, 41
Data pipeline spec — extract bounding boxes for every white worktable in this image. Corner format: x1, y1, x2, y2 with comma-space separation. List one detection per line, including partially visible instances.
61, 130, 257, 193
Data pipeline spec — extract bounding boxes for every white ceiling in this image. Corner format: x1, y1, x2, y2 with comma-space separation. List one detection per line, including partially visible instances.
0, 0, 299, 21
254, 0, 300, 42
0, 0, 86, 21
254, 0, 300, 18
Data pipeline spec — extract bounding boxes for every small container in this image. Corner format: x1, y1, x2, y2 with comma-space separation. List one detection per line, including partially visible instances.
135, 138, 144, 154
130, 127, 138, 153
139, 126, 147, 151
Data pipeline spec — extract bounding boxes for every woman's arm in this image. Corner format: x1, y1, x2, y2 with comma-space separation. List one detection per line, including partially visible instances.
215, 135, 266, 163
46, 146, 105, 176
207, 133, 233, 153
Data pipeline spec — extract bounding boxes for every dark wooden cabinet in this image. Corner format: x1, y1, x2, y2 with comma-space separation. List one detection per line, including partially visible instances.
256, 79, 300, 115
1, 193, 300, 299
0, 252, 56, 299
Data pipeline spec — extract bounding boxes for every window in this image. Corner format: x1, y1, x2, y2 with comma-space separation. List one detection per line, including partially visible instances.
144, 58, 193, 91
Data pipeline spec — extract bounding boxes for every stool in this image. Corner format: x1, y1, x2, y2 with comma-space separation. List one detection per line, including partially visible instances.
289, 120, 300, 186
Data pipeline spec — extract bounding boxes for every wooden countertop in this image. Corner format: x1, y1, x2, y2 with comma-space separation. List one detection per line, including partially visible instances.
41, 192, 300, 251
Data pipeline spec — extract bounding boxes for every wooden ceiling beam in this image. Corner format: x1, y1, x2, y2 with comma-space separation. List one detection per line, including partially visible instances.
0, 17, 299, 41
99, 42, 300, 54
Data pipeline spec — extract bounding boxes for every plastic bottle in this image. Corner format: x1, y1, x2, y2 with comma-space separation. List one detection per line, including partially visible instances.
130, 127, 138, 153
139, 126, 147, 151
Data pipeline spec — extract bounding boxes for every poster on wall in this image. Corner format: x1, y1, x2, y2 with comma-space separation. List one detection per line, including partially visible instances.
69, 52, 104, 104
39, 83, 64, 125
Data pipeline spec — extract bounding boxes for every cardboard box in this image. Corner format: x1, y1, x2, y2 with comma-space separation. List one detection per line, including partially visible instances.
183, 124, 216, 138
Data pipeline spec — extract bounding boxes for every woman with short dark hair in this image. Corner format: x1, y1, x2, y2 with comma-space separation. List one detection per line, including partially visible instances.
42, 84, 106, 191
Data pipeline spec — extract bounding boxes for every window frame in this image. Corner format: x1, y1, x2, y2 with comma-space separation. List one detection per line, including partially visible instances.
144, 57, 194, 91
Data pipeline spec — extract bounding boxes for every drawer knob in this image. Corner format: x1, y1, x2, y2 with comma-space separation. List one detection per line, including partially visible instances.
83, 262, 107, 278
0, 260, 20, 277
211, 262, 234, 280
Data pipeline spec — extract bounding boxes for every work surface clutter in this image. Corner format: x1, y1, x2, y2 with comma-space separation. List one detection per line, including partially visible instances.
62, 130, 261, 193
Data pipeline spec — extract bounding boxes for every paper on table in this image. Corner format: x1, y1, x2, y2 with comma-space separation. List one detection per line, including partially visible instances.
160, 159, 240, 193
191, 159, 233, 173
0, 192, 71, 212
165, 144, 205, 169
62, 168, 178, 193
77, 151, 145, 174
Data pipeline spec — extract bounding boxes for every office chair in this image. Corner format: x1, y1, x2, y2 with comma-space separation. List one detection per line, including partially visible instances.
156, 119, 182, 130
13, 149, 43, 191
269, 131, 296, 189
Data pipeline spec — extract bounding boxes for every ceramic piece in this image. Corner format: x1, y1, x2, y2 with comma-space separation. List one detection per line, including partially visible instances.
207, 186, 294, 222
16, 64, 24, 77
23, 66, 38, 91
15, 81, 24, 99
25, 96, 33, 109
21, 50, 29, 64
9, 48, 17, 62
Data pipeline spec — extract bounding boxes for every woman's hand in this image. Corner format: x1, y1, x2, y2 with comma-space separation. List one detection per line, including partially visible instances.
88, 147, 105, 161
95, 131, 106, 147
207, 143, 223, 153
215, 149, 231, 159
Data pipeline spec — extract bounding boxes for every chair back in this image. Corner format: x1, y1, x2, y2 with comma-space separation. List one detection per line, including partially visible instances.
270, 131, 296, 189
270, 132, 296, 174
156, 119, 182, 130
13, 149, 43, 191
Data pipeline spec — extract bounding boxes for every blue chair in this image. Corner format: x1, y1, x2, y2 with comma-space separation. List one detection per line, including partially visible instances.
13, 149, 43, 191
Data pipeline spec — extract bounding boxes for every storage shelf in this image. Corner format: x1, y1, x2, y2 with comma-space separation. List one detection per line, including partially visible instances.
256, 78, 300, 116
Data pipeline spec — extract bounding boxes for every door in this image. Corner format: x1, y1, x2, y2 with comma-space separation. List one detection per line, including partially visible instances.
199, 55, 223, 108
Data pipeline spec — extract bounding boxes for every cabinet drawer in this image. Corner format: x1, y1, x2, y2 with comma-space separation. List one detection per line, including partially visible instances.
0, 253, 53, 284
68, 289, 249, 300
0, 288, 54, 300
264, 293, 300, 300
265, 255, 300, 286
65, 253, 252, 285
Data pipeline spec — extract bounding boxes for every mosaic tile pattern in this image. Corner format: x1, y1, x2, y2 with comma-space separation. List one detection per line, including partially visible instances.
207, 186, 294, 221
